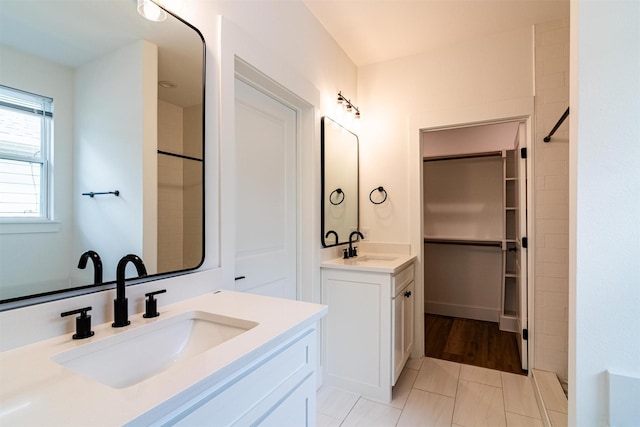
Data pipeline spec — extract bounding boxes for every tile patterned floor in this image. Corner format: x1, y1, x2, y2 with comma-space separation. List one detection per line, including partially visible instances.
317, 357, 543, 427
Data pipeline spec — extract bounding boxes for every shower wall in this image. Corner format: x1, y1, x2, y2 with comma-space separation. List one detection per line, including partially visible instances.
533, 18, 570, 384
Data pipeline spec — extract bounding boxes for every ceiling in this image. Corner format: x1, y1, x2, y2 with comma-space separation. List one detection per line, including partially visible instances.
0, 0, 203, 107
303, 0, 570, 67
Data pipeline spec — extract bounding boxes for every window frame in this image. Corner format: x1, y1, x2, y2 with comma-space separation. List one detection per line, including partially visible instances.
0, 84, 53, 222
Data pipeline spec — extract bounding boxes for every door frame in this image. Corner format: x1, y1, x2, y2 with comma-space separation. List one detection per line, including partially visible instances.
218, 17, 321, 303
408, 98, 536, 370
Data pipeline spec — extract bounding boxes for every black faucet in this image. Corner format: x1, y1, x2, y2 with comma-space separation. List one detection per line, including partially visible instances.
112, 254, 147, 328
325, 230, 339, 245
348, 231, 364, 258
77, 250, 103, 284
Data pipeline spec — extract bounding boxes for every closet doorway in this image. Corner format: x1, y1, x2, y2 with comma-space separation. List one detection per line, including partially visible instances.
422, 121, 529, 374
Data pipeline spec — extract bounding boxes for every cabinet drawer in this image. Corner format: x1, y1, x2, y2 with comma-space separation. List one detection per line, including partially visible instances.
393, 265, 414, 296
145, 329, 316, 427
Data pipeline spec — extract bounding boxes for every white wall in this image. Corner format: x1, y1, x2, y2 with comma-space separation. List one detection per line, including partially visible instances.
422, 122, 519, 158
357, 26, 534, 245
570, 0, 640, 425
0, 45, 75, 298
73, 40, 158, 282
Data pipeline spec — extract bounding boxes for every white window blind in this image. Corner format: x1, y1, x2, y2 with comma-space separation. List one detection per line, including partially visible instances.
0, 85, 52, 218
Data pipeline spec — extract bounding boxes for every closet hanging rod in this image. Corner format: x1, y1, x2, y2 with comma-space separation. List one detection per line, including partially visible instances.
157, 150, 203, 162
423, 151, 503, 162
543, 107, 569, 142
424, 237, 502, 248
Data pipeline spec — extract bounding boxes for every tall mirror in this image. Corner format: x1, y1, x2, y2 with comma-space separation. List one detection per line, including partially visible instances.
321, 116, 358, 247
0, 0, 205, 304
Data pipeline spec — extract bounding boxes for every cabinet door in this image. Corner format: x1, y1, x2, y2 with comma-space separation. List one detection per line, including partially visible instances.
393, 291, 403, 383
403, 282, 415, 360
393, 281, 415, 384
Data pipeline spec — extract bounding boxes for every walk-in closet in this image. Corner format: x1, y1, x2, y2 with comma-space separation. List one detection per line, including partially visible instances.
422, 122, 528, 374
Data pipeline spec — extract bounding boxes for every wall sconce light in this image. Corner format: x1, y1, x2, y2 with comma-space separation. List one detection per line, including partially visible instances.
335, 91, 361, 132
137, 0, 167, 22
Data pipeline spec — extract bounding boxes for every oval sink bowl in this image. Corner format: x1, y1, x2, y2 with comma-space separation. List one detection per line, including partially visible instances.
51, 311, 258, 389
347, 254, 399, 264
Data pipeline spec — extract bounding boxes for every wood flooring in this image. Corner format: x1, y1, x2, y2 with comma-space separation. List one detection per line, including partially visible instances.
425, 313, 527, 375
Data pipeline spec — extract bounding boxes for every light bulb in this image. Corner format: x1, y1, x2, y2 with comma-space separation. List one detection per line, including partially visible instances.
137, 0, 167, 22
334, 102, 345, 121
352, 116, 361, 132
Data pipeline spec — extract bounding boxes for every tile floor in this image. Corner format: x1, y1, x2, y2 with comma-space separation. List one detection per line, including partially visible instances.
317, 357, 543, 427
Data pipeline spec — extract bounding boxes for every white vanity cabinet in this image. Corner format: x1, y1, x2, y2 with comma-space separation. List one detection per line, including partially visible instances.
321, 256, 415, 403
130, 327, 317, 427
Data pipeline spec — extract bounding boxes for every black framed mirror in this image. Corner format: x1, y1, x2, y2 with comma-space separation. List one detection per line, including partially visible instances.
321, 116, 359, 247
0, 0, 205, 306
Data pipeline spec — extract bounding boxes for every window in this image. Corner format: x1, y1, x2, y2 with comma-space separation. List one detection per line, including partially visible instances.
0, 85, 52, 219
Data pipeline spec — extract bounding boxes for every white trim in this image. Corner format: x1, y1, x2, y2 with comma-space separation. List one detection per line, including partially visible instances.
499, 315, 519, 333
218, 16, 321, 305
0, 220, 60, 234
426, 301, 501, 323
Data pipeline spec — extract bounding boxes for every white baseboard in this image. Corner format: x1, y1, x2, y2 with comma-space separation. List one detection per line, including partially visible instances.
425, 301, 500, 323
499, 315, 518, 332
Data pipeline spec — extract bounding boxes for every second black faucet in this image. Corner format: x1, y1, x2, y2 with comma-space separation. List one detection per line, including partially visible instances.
348, 231, 364, 258
112, 254, 147, 328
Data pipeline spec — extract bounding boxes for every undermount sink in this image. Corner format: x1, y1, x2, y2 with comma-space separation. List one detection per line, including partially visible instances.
51, 311, 258, 389
349, 254, 398, 263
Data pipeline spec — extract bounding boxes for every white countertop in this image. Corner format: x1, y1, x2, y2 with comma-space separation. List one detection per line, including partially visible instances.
0, 291, 327, 426
321, 252, 416, 274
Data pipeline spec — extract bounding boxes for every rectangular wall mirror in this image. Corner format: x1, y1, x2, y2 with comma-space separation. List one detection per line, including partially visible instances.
321, 116, 358, 247
0, 0, 205, 305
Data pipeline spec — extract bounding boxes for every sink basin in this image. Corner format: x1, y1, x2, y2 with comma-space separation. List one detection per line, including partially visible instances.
51, 311, 258, 389
348, 254, 398, 263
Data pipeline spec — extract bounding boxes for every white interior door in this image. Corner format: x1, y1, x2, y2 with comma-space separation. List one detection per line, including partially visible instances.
515, 124, 529, 370
234, 78, 297, 300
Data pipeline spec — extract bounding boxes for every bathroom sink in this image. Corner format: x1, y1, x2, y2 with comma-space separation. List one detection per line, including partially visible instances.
51, 311, 258, 389
349, 254, 398, 263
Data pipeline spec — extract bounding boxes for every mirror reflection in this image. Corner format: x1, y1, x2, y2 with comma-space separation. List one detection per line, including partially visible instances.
0, 0, 205, 302
321, 116, 358, 247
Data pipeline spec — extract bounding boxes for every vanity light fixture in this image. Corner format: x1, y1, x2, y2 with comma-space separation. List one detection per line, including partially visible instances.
137, 0, 167, 22
336, 91, 361, 131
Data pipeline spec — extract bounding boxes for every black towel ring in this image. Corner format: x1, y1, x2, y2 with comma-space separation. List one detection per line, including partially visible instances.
329, 188, 345, 205
369, 186, 388, 205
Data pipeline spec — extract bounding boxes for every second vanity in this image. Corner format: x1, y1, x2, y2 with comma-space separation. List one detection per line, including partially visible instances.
0, 291, 326, 426
321, 250, 416, 403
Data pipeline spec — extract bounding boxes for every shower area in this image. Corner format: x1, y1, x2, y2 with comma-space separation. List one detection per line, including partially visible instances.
157, 99, 203, 272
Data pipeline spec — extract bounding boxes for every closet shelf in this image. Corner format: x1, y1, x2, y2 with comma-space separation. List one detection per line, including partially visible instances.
424, 236, 503, 248
423, 150, 503, 162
